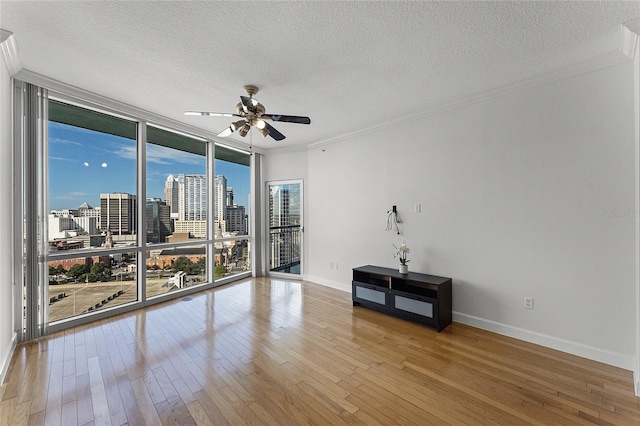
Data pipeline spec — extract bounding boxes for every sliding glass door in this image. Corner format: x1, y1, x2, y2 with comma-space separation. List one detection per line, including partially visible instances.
267, 180, 303, 277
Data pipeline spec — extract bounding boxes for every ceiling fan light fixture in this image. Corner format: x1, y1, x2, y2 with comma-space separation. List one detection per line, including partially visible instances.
255, 119, 266, 129
231, 120, 247, 131
257, 126, 269, 138
239, 124, 250, 137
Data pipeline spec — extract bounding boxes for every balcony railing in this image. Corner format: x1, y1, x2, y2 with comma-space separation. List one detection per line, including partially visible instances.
269, 225, 301, 272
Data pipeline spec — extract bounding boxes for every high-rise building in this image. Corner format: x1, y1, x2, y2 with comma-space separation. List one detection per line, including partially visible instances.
100, 192, 137, 235
78, 202, 101, 230
269, 186, 290, 227
214, 175, 227, 222
226, 187, 234, 207
178, 174, 207, 221
146, 198, 172, 243
163, 174, 180, 215
226, 205, 246, 234
165, 173, 245, 239
173, 174, 207, 238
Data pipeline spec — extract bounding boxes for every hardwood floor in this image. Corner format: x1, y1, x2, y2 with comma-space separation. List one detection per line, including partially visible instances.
1, 277, 638, 425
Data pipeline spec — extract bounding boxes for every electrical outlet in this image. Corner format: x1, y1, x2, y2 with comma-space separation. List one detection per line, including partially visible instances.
329, 261, 333, 269
335, 261, 338, 270
414, 203, 421, 213
524, 297, 534, 309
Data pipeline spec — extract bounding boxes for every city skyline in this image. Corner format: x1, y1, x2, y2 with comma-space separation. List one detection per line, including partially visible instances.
48, 121, 250, 212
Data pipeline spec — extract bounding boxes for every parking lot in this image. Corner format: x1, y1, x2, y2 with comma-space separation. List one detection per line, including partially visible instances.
47, 275, 185, 322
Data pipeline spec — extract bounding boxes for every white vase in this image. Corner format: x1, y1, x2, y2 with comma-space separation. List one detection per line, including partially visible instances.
399, 264, 408, 274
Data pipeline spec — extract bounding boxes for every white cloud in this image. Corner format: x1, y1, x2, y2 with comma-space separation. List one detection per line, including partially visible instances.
49, 137, 81, 146
49, 156, 75, 162
114, 143, 204, 166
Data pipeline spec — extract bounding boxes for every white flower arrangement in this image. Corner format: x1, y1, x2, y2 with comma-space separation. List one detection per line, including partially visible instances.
393, 242, 410, 265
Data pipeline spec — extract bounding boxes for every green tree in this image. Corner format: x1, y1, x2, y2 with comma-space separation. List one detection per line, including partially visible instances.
67, 264, 90, 279
171, 256, 193, 274
87, 262, 111, 282
214, 264, 226, 279
50, 264, 66, 275
195, 257, 206, 275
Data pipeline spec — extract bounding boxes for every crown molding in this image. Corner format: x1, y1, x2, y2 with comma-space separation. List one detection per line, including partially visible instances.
262, 141, 312, 156
0, 29, 22, 76
306, 23, 638, 152
622, 19, 640, 59
624, 18, 640, 35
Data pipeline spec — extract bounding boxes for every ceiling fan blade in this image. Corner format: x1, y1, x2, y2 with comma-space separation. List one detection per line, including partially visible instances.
217, 119, 248, 138
240, 96, 258, 113
264, 114, 311, 125
217, 126, 234, 137
184, 111, 238, 117
264, 122, 286, 141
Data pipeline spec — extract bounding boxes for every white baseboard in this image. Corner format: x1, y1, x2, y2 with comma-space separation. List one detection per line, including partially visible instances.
0, 332, 17, 386
307, 277, 636, 374
305, 275, 350, 293
454, 312, 635, 371
634, 359, 640, 397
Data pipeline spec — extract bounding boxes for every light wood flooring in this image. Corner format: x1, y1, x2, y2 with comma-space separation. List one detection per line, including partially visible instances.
1, 277, 638, 425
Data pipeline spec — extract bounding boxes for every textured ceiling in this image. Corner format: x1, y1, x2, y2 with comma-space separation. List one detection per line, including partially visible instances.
1, 1, 638, 150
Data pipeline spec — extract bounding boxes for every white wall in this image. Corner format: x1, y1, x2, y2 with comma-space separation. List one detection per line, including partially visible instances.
0, 36, 16, 384
303, 60, 637, 369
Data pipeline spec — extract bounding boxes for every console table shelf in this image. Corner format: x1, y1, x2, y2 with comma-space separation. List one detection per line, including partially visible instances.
352, 265, 452, 331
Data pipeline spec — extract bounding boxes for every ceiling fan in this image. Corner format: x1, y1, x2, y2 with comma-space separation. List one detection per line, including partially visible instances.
184, 85, 311, 141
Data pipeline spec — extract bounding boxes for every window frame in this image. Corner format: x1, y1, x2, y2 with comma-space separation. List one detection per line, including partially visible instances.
15, 76, 256, 338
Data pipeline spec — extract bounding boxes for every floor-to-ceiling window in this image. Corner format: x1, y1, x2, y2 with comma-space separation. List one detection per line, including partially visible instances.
16, 81, 253, 338
145, 125, 209, 299
214, 146, 251, 281
47, 100, 140, 322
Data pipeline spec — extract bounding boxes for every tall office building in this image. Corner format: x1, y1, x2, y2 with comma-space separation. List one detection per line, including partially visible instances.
269, 186, 290, 227
226, 205, 246, 234
163, 174, 180, 215
165, 173, 243, 239
173, 174, 207, 238
269, 186, 300, 270
226, 187, 234, 207
78, 202, 101, 230
146, 198, 172, 243
100, 192, 137, 235
214, 175, 227, 222
178, 174, 207, 221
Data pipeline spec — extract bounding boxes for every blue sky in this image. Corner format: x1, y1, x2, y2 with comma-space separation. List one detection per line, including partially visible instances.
48, 122, 250, 211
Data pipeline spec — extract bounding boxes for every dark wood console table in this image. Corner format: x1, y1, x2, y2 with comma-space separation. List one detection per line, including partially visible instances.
352, 265, 452, 331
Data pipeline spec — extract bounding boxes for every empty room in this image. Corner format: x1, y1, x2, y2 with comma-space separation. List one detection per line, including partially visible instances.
1, 2, 640, 425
